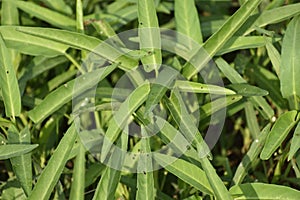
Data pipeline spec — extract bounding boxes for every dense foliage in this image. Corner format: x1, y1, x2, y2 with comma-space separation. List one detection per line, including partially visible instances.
0, 0, 300, 199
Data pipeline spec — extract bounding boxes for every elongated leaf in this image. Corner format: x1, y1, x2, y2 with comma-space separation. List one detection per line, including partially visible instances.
248, 65, 287, 109
84, 163, 105, 188
280, 15, 300, 110
69, 142, 85, 200
183, 0, 262, 79
175, 80, 236, 95
242, 3, 300, 35
0, 117, 13, 127
84, 5, 137, 29
1, 0, 20, 71
101, 82, 150, 162
8, 126, 33, 197
289, 122, 300, 161
136, 127, 155, 200
16, 27, 138, 70
215, 57, 274, 120
261, 111, 299, 160
0, 26, 68, 57
154, 153, 213, 195
0, 144, 38, 160
0, 34, 21, 118
265, 39, 280, 76
134, 107, 200, 161
19, 56, 68, 94
93, 128, 128, 200
37, 0, 73, 15
200, 95, 243, 120
1, 0, 19, 26
175, 0, 203, 45
1, 178, 27, 200
227, 83, 268, 97
145, 67, 179, 114
232, 124, 271, 184
138, 0, 162, 72
28, 64, 117, 123
164, 90, 210, 158
244, 102, 260, 139
11, 1, 76, 30
230, 183, 300, 200
217, 36, 279, 55
28, 124, 77, 200
200, 157, 233, 200
76, 0, 84, 34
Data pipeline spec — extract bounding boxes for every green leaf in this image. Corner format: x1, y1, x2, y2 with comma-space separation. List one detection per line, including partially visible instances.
217, 36, 280, 55
175, 80, 236, 95
145, 67, 179, 114
93, 128, 128, 200
0, 144, 38, 160
0, 117, 13, 127
242, 3, 300, 35
138, 0, 162, 72
84, 163, 105, 188
134, 107, 200, 161
200, 157, 233, 200
1, 0, 19, 26
38, 0, 73, 16
265, 39, 280, 76
11, 0, 76, 30
244, 102, 260, 139
8, 126, 33, 197
76, 0, 84, 34
16, 26, 137, 71
19, 56, 68, 94
1, 0, 20, 72
248, 65, 287, 109
227, 83, 269, 97
1, 178, 27, 200
164, 90, 211, 158
289, 122, 300, 161
230, 183, 300, 200
232, 124, 271, 184
69, 142, 85, 200
100, 82, 150, 162
200, 95, 243, 120
280, 15, 300, 110
0, 34, 21, 118
261, 111, 299, 160
136, 127, 155, 200
28, 124, 77, 200
28, 64, 117, 123
183, 0, 263, 79
215, 57, 274, 120
153, 153, 213, 195
175, 0, 203, 45
0, 26, 68, 57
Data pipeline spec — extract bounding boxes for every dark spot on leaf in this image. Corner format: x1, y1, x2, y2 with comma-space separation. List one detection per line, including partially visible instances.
143, 171, 146, 175
6, 71, 9, 74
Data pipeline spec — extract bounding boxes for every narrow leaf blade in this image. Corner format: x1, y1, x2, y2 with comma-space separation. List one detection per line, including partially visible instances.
0, 34, 21, 118
261, 111, 299, 160
280, 15, 300, 110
